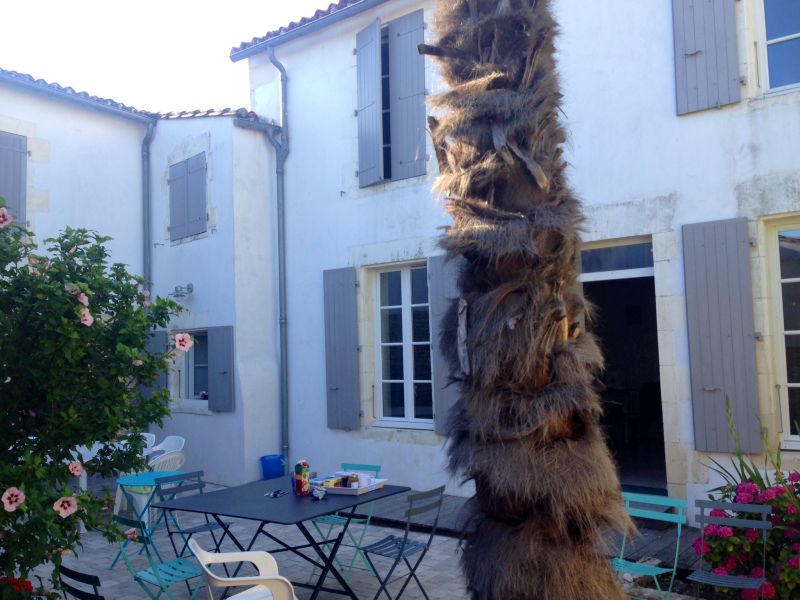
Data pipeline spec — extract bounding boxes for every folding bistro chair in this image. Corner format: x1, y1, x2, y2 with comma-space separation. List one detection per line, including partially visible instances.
611, 492, 687, 599
188, 539, 297, 600
362, 486, 445, 600
114, 514, 203, 600
153, 471, 229, 557
58, 565, 104, 599
687, 499, 772, 597
309, 462, 382, 581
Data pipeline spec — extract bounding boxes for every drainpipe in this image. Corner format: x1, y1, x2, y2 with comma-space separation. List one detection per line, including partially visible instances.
235, 47, 290, 474
142, 121, 157, 291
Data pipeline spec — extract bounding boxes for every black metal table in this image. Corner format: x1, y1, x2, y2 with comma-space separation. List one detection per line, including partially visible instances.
153, 476, 410, 599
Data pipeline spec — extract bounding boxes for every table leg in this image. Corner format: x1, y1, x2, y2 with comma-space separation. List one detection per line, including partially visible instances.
297, 506, 358, 600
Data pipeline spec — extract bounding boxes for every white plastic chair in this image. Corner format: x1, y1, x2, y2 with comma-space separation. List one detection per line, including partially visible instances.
188, 538, 297, 600
142, 432, 156, 456
126, 451, 187, 529
148, 435, 185, 459
148, 449, 186, 472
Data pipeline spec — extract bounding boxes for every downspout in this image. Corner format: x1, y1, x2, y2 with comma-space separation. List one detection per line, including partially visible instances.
142, 121, 157, 291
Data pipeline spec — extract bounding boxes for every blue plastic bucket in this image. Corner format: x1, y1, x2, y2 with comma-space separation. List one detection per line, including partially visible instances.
260, 454, 285, 480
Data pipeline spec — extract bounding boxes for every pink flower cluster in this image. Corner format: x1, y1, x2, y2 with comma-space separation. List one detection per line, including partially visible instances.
735, 481, 761, 504
742, 581, 776, 599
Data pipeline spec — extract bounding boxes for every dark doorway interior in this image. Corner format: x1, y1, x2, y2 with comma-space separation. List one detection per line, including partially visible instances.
584, 276, 667, 493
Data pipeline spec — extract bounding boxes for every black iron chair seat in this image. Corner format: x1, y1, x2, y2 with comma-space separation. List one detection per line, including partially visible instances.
362, 535, 428, 560
687, 570, 763, 590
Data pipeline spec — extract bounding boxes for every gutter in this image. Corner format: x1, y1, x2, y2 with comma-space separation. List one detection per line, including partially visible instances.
0, 72, 155, 125
234, 45, 291, 475
229, 0, 393, 62
142, 122, 156, 291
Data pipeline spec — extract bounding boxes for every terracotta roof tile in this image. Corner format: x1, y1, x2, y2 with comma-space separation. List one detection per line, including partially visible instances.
230, 1, 362, 56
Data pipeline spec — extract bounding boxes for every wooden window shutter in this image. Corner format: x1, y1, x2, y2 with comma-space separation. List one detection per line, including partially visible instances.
169, 160, 189, 241
683, 218, 760, 453
207, 326, 235, 412
428, 254, 462, 436
0, 131, 27, 225
323, 267, 361, 430
356, 19, 383, 188
186, 152, 207, 237
140, 330, 169, 399
672, 0, 741, 115
388, 9, 426, 181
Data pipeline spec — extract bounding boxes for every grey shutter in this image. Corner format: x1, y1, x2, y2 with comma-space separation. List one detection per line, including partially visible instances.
323, 267, 361, 430
429, 254, 462, 435
683, 218, 760, 453
388, 10, 427, 180
207, 326, 234, 412
672, 0, 740, 115
356, 19, 383, 188
169, 160, 188, 241
186, 152, 207, 237
0, 131, 27, 225
140, 330, 169, 398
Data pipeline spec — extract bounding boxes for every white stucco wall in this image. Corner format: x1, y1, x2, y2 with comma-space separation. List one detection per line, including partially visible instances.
0, 84, 147, 272
246, 0, 800, 499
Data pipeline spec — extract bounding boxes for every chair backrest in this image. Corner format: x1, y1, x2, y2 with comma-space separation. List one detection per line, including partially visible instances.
151, 435, 185, 454
695, 499, 772, 583
404, 486, 446, 545
188, 539, 295, 600
142, 433, 156, 449
58, 565, 104, 600
619, 492, 686, 560
149, 450, 185, 472
341, 462, 381, 477
154, 470, 206, 502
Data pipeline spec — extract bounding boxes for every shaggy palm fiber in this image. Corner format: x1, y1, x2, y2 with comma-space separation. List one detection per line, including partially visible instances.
420, 1, 634, 598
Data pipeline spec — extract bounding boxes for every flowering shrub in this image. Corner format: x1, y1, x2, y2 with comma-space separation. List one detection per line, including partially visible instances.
695, 457, 800, 597
0, 201, 184, 595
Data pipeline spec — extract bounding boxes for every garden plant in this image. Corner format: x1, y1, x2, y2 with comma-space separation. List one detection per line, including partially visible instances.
0, 202, 185, 598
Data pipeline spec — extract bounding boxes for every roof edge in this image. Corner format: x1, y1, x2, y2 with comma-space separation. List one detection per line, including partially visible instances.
230, 0, 393, 62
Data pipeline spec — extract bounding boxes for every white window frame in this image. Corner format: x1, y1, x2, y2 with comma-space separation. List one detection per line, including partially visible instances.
372, 263, 434, 430
759, 1, 800, 94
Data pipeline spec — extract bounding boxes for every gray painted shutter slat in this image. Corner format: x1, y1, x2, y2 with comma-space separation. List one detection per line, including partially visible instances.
683, 218, 760, 453
429, 254, 461, 436
388, 9, 426, 181
0, 131, 27, 225
169, 160, 188, 241
186, 152, 207, 237
323, 267, 360, 430
207, 326, 234, 412
672, 0, 740, 115
140, 330, 169, 398
356, 19, 383, 188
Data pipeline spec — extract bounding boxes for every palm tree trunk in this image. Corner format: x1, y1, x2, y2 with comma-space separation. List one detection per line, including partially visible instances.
420, 1, 634, 598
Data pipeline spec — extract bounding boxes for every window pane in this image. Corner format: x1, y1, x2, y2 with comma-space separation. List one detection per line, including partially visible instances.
193, 366, 208, 397
790, 388, 800, 435
382, 345, 404, 380
786, 335, 800, 383
411, 267, 428, 304
380, 271, 401, 306
412, 307, 430, 342
782, 282, 800, 330
383, 382, 405, 417
779, 230, 800, 279
413, 345, 432, 380
193, 333, 208, 364
765, 0, 800, 40
381, 308, 403, 343
580, 243, 653, 274
768, 38, 800, 89
414, 383, 433, 419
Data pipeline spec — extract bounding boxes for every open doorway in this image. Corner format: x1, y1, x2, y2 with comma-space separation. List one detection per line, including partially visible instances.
581, 246, 667, 493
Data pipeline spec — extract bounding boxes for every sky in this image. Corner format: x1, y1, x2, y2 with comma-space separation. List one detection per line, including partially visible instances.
0, 0, 336, 114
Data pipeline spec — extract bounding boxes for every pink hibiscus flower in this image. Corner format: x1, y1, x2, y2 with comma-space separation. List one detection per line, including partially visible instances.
80, 307, 94, 327
2, 487, 25, 512
174, 332, 193, 352
132, 358, 143, 366
77, 292, 89, 307
53, 496, 79, 518
68, 461, 84, 477
140, 289, 151, 306
0, 207, 12, 229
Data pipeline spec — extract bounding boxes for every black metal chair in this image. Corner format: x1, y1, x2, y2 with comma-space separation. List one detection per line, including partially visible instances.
688, 499, 772, 596
153, 470, 229, 558
58, 565, 104, 600
362, 485, 445, 600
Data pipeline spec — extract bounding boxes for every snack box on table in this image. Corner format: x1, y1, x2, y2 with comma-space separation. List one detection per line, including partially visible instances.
310, 474, 388, 495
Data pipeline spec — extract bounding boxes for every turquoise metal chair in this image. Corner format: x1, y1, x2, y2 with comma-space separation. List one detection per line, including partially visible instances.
113, 514, 203, 600
309, 462, 382, 581
611, 492, 687, 599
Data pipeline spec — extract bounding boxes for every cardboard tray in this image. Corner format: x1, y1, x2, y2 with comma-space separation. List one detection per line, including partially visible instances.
321, 478, 388, 495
